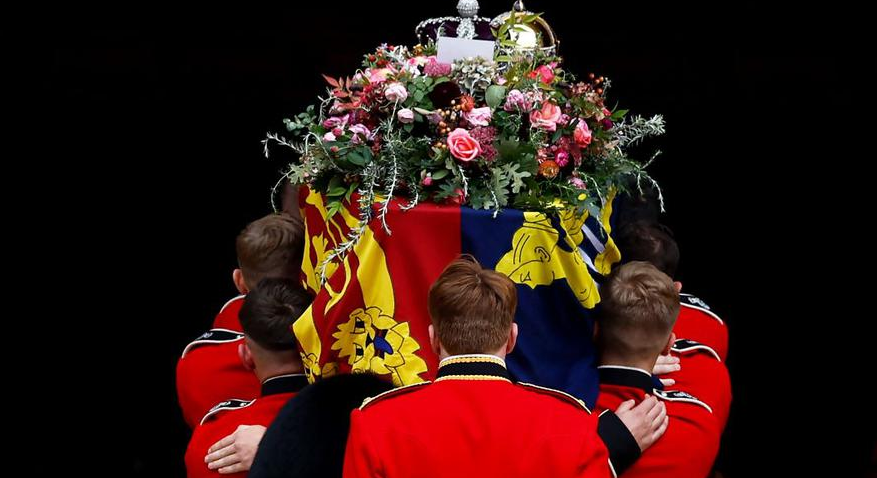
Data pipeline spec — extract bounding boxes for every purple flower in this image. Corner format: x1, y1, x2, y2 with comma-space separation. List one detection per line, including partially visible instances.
349, 124, 373, 144
503, 89, 531, 112
470, 126, 498, 162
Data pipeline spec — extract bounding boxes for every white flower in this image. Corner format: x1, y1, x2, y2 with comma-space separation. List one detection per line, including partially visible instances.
322, 132, 337, 142
397, 108, 415, 124
384, 82, 409, 102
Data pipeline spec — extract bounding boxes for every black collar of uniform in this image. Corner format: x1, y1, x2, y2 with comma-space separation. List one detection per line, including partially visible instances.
597, 366, 654, 393
261, 373, 309, 396
435, 355, 511, 382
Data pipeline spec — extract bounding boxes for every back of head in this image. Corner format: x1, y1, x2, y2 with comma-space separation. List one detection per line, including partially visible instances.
239, 278, 312, 352
598, 261, 680, 363
428, 255, 518, 355
249, 373, 394, 478
614, 221, 680, 279
236, 213, 305, 288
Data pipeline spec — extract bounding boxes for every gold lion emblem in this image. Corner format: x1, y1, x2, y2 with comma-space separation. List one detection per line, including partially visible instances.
331, 306, 428, 386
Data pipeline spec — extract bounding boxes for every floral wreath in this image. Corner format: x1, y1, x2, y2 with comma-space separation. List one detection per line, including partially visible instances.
264, 15, 665, 279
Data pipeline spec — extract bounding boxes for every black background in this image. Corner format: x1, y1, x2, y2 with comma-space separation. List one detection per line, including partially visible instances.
45, 2, 872, 477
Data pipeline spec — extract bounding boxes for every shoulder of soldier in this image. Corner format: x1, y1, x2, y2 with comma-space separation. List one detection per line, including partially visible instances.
358, 381, 431, 411
199, 398, 257, 425
218, 295, 246, 314
515, 382, 592, 414
653, 388, 713, 413
181, 329, 245, 358
671, 338, 722, 362
679, 293, 724, 324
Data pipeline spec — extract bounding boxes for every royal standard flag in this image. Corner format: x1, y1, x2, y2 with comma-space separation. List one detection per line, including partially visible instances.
294, 186, 620, 407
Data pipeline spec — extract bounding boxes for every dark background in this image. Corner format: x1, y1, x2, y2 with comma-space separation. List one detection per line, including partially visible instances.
45, 2, 872, 477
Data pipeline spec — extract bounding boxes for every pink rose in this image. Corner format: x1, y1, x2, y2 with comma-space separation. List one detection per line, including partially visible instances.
384, 82, 408, 102
322, 132, 337, 142
332, 127, 344, 136
530, 102, 563, 131
447, 128, 482, 162
574, 120, 593, 147
368, 68, 393, 84
529, 63, 556, 84
463, 107, 492, 127
323, 116, 347, 129
444, 187, 467, 205
397, 108, 415, 124
349, 124, 373, 144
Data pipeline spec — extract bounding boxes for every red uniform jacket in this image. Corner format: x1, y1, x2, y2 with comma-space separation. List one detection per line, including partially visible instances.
185, 374, 308, 478
212, 295, 245, 332
176, 329, 261, 429
675, 293, 728, 361
343, 355, 639, 478
595, 366, 721, 478
665, 339, 732, 430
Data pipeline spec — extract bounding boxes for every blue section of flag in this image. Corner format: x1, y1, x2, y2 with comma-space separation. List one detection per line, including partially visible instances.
460, 207, 600, 407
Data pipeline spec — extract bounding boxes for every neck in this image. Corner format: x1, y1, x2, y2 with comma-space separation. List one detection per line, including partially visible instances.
598, 354, 658, 375
438, 347, 507, 361
254, 359, 304, 383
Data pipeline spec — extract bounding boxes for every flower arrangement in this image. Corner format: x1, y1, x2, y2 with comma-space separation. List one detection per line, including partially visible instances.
265, 17, 665, 249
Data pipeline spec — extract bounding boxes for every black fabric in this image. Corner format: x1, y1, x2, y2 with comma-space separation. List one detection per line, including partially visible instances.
435, 360, 511, 381
598, 367, 655, 394
249, 373, 394, 478
598, 411, 642, 476
260, 374, 309, 397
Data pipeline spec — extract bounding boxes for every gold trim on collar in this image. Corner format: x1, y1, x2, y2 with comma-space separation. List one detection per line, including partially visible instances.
439, 355, 507, 367
434, 374, 512, 383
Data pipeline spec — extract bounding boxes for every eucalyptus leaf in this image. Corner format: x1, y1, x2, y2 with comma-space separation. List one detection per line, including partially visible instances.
485, 85, 507, 109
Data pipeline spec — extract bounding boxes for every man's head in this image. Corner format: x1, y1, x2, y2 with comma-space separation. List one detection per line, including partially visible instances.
427, 255, 518, 358
233, 213, 305, 294
614, 221, 680, 280
238, 278, 312, 379
597, 261, 680, 367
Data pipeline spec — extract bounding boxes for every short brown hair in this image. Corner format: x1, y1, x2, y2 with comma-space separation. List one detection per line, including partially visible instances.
428, 256, 518, 355
615, 221, 680, 278
598, 261, 680, 361
236, 213, 305, 288
239, 278, 312, 351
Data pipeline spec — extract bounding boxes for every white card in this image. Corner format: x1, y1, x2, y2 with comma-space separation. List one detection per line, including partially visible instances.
436, 36, 496, 63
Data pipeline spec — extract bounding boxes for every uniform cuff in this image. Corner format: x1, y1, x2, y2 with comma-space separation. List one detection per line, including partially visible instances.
597, 411, 641, 476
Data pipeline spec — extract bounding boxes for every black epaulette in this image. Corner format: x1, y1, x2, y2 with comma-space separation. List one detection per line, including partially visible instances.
199, 398, 255, 425
672, 339, 721, 362
679, 294, 724, 324
181, 329, 245, 358
358, 381, 430, 410
653, 389, 712, 413
517, 382, 591, 414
